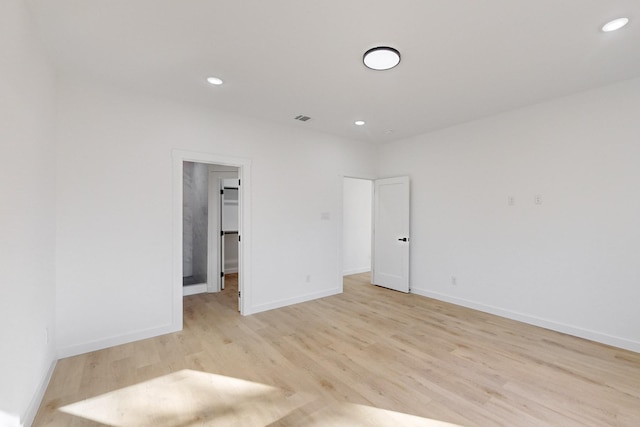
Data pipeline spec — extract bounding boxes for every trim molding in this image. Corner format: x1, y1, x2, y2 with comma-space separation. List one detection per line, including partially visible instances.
57, 323, 179, 359
343, 267, 371, 276
182, 283, 207, 296
411, 288, 640, 354
246, 287, 341, 315
23, 358, 57, 427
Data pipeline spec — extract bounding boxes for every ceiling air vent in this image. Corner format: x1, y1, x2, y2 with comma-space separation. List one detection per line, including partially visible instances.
294, 115, 311, 122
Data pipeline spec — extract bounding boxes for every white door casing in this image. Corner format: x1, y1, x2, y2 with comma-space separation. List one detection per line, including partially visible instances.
172, 149, 251, 323
372, 176, 410, 293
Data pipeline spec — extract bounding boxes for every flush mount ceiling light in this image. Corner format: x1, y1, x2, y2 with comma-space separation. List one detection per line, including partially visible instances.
363, 46, 401, 70
206, 76, 224, 85
602, 17, 629, 32
354, 120, 366, 126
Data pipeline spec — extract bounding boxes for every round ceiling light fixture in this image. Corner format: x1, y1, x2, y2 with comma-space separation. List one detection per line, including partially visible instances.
602, 17, 629, 32
354, 120, 366, 126
206, 76, 224, 85
363, 46, 401, 71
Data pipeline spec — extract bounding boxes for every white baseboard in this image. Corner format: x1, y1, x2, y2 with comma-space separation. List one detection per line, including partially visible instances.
23, 357, 57, 427
57, 323, 180, 359
246, 287, 341, 315
411, 288, 640, 354
183, 283, 207, 296
343, 267, 371, 276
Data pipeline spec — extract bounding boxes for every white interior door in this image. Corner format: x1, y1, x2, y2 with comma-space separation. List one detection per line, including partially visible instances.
221, 178, 240, 306
220, 182, 227, 291
372, 176, 410, 292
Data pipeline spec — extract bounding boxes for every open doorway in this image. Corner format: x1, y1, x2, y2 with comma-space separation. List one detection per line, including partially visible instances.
172, 150, 251, 328
182, 163, 239, 297
342, 176, 411, 293
343, 177, 373, 276
182, 161, 211, 293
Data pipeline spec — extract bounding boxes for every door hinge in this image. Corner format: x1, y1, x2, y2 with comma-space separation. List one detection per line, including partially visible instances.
220, 189, 224, 195
238, 179, 241, 186
221, 230, 224, 236
221, 271, 225, 278
238, 291, 241, 298
238, 235, 241, 242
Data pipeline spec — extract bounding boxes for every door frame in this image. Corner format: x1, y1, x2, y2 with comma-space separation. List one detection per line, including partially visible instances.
339, 174, 375, 290
340, 174, 410, 292
172, 150, 251, 327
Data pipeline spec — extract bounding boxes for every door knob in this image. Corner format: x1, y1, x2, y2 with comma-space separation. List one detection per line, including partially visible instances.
398, 237, 408, 242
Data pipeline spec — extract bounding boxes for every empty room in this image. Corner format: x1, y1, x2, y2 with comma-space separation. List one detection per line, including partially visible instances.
2, 1, 640, 426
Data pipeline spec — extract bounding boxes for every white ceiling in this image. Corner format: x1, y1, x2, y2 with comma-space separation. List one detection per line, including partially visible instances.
25, 0, 640, 143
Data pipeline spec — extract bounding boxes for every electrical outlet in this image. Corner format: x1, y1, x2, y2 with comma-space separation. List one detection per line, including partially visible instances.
451, 276, 457, 286
534, 194, 542, 205
507, 196, 515, 206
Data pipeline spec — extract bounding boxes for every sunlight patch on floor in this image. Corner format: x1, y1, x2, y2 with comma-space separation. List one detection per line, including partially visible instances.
59, 369, 313, 426
59, 369, 464, 426
287, 401, 465, 426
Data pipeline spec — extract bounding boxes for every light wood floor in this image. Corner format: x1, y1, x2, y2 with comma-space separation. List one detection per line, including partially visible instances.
34, 273, 640, 426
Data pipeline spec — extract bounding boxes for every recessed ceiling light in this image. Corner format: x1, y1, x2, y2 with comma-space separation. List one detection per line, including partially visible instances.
206, 76, 224, 85
363, 47, 401, 71
354, 120, 366, 126
602, 17, 629, 32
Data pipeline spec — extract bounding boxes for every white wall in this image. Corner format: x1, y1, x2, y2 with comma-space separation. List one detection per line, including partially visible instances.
55, 80, 377, 356
378, 77, 640, 352
343, 178, 372, 275
0, 0, 57, 424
